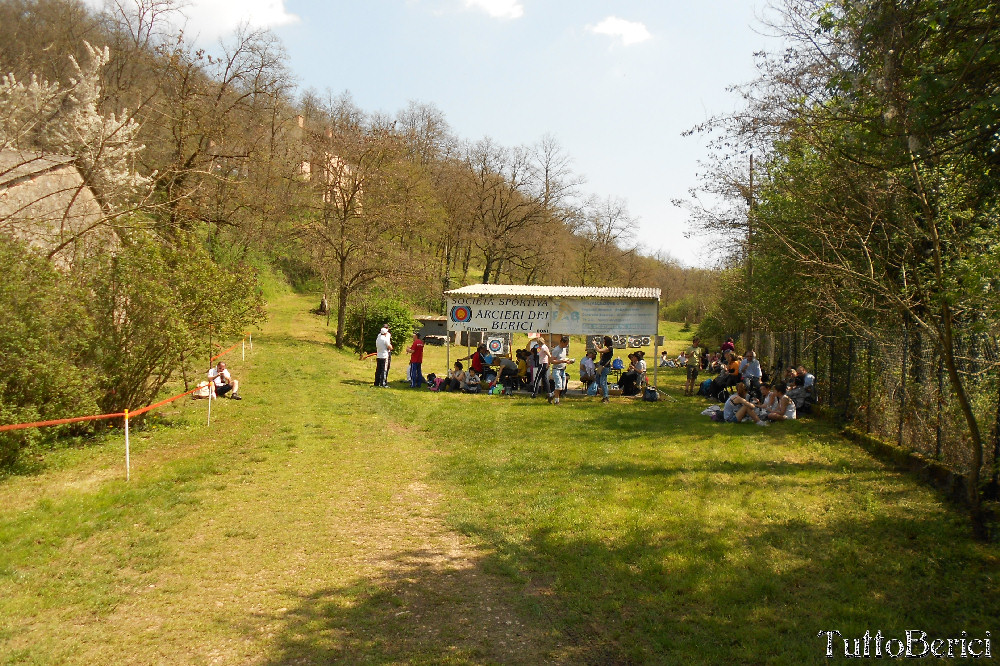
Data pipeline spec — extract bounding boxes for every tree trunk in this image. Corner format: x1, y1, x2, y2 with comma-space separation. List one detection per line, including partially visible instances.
335, 258, 348, 347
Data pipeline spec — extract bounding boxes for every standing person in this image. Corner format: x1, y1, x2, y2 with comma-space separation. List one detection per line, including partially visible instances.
549, 336, 575, 404
406, 333, 425, 388
721, 337, 736, 354
532, 336, 551, 399
374, 326, 393, 388
684, 337, 702, 396
382, 325, 393, 378
595, 335, 614, 403
740, 350, 762, 399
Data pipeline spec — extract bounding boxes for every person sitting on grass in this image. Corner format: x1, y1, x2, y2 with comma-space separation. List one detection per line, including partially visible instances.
767, 382, 797, 421
619, 353, 641, 397
723, 382, 766, 425
208, 361, 241, 400
660, 350, 671, 367
677, 351, 688, 367
464, 370, 481, 393
443, 361, 466, 392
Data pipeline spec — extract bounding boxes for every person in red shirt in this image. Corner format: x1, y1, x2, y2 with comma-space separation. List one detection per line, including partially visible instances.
406, 333, 426, 388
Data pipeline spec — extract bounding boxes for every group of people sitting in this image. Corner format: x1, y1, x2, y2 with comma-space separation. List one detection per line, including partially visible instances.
659, 350, 690, 368
721, 381, 799, 425
683, 336, 817, 417
431, 336, 579, 404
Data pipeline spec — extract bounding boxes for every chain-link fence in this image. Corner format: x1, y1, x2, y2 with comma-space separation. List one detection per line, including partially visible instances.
746, 329, 1000, 486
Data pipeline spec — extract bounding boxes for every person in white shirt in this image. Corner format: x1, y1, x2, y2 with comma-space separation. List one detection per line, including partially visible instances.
797, 365, 816, 401
767, 382, 797, 421
739, 350, 763, 399
374, 326, 393, 388
208, 361, 241, 400
676, 351, 688, 367
532, 339, 551, 398
548, 336, 575, 404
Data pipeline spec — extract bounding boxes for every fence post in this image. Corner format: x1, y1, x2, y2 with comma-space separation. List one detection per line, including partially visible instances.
844, 338, 855, 419
898, 325, 908, 449
866, 337, 873, 434
936, 354, 943, 460
828, 336, 835, 408
124, 409, 130, 482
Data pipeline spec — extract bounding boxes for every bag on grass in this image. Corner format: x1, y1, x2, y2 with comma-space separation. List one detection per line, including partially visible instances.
643, 387, 659, 402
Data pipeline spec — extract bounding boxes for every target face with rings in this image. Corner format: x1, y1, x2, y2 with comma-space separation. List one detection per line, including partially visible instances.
487, 338, 504, 353
450, 305, 473, 323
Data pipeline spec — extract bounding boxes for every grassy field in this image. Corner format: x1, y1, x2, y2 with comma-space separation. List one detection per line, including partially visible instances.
1, 294, 997, 664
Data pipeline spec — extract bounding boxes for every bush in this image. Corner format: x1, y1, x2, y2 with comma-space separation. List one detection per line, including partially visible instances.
0, 241, 99, 468
344, 297, 417, 355
88, 233, 267, 414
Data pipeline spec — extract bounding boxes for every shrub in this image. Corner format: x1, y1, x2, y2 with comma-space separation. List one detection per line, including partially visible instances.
344, 297, 416, 355
0, 240, 99, 468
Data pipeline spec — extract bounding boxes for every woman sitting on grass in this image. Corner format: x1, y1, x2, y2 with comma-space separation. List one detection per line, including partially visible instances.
723, 382, 767, 425
767, 382, 797, 421
443, 361, 466, 392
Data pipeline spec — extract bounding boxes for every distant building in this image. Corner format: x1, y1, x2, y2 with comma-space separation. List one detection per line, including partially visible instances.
0, 150, 112, 268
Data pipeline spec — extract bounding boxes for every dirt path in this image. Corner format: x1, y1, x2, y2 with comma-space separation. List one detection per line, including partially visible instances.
49, 294, 555, 664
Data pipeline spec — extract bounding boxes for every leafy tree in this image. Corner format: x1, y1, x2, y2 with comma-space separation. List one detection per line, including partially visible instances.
344, 296, 416, 355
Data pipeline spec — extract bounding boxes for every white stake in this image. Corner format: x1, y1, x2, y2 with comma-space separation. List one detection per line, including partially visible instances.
207, 387, 212, 427
249, 332, 253, 350
124, 409, 130, 481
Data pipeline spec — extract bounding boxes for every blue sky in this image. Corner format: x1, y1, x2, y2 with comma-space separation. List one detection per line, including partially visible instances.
88, 0, 776, 267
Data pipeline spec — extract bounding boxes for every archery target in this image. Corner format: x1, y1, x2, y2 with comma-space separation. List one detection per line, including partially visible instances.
450, 305, 473, 323
487, 337, 505, 354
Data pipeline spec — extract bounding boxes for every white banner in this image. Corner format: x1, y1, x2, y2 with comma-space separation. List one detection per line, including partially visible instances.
446, 297, 657, 335
550, 299, 658, 336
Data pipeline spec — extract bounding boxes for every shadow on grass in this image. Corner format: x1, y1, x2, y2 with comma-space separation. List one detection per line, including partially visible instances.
449, 513, 998, 663
574, 458, 853, 481
257, 548, 553, 665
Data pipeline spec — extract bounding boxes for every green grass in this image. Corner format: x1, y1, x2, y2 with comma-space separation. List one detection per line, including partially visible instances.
0, 294, 997, 664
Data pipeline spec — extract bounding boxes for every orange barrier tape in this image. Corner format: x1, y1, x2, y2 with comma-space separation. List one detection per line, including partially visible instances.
0, 332, 253, 433
0, 411, 126, 433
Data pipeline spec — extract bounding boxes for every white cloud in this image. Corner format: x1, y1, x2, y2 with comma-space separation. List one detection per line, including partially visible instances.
588, 16, 652, 46
464, 0, 524, 20
80, 0, 299, 42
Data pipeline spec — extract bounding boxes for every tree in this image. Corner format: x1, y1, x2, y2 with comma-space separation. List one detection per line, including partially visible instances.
299, 103, 412, 347
690, 0, 1000, 536
461, 138, 544, 284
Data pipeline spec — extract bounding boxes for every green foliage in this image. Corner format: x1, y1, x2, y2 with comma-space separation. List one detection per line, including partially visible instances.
344, 297, 416, 354
88, 233, 267, 414
662, 294, 709, 324
0, 240, 99, 466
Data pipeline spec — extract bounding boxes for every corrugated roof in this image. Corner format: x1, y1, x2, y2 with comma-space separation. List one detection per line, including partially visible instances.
444, 284, 660, 300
